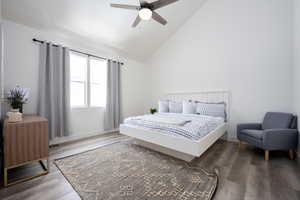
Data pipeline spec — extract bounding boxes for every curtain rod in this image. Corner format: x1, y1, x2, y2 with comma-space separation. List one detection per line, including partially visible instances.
32, 38, 124, 65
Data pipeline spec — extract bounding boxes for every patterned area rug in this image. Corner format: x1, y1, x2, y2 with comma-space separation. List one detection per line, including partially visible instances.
55, 140, 218, 200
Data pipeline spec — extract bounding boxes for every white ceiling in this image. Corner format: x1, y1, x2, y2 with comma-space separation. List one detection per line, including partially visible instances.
2, 0, 206, 61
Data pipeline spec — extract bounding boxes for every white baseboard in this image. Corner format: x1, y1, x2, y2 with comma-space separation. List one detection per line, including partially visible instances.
50, 129, 119, 146
226, 137, 239, 143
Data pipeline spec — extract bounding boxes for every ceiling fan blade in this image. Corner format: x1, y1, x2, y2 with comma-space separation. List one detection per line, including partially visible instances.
132, 15, 142, 27
138, 0, 148, 6
151, 0, 179, 10
152, 11, 167, 25
110, 4, 140, 10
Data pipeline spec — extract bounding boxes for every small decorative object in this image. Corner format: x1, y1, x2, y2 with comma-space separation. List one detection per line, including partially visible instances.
5, 86, 29, 113
150, 108, 157, 115
6, 109, 22, 122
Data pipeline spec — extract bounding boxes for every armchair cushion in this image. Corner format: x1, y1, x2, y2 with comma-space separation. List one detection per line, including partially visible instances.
262, 112, 293, 130
237, 123, 262, 133
240, 129, 264, 140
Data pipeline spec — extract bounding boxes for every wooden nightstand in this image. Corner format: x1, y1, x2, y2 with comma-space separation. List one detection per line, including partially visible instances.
3, 115, 49, 186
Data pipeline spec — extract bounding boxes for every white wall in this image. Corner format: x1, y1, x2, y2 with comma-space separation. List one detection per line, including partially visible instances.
147, 0, 294, 140
3, 20, 151, 141
293, 0, 300, 155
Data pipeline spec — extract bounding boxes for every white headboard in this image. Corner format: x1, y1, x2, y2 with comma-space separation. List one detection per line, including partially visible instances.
164, 90, 231, 122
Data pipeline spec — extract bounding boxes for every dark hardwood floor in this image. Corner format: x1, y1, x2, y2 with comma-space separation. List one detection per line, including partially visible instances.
0, 133, 299, 200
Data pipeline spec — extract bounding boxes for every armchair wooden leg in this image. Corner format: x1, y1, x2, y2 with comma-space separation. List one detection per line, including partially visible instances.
289, 149, 294, 160
265, 151, 269, 161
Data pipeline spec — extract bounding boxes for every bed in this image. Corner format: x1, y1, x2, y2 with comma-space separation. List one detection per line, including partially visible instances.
120, 91, 230, 162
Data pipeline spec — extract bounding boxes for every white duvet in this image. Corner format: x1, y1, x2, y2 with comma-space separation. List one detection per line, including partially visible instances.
124, 113, 224, 141
133, 114, 191, 126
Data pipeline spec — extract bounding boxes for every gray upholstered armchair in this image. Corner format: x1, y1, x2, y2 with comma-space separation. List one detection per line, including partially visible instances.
237, 112, 298, 160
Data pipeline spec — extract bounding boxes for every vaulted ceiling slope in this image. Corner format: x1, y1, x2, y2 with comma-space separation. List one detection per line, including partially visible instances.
2, 0, 206, 61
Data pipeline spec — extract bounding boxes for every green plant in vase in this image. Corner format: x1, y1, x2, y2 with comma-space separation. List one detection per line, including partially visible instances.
5, 86, 29, 113
150, 108, 157, 115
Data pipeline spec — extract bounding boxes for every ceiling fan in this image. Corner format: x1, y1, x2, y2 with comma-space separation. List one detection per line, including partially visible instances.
111, 0, 179, 27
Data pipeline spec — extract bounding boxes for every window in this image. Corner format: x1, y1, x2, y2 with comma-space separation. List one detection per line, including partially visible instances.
90, 58, 107, 107
70, 52, 87, 107
70, 52, 107, 108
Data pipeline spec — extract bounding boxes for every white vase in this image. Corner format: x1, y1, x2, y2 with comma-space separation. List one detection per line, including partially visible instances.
7, 109, 23, 122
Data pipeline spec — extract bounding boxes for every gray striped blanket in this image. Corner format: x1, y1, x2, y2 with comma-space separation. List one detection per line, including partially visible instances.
124, 113, 224, 141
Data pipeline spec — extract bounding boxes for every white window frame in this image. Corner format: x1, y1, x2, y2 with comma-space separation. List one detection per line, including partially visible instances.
89, 57, 107, 108
70, 51, 88, 108
70, 51, 107, 109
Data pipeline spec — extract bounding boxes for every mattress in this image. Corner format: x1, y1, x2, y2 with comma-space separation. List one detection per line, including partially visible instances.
123, 113, 224, 141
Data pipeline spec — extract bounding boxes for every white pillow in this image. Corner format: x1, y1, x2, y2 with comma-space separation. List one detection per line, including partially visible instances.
183, 100, 196, 114
158, 100, 169, 113
196, 102, 226, 119
169, 101, 183, 113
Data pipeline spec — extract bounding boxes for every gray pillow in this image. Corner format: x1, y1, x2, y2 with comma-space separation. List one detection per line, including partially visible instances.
196, 102, 226, 119
158, 100, 169, 113
183, 100, 196, 114
169, 101, 183, 113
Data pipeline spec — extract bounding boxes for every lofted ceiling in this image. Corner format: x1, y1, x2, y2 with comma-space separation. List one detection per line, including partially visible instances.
2, 0, 206, 61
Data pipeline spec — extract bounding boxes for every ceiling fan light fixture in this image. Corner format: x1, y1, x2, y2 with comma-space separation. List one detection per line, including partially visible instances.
111, 0, 179, 27
139, 8, 152, 20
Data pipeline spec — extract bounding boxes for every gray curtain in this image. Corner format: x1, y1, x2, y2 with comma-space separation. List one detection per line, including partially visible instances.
37, 42, 71, 140
104, 60, 121, 131
0, 23, 4, 118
